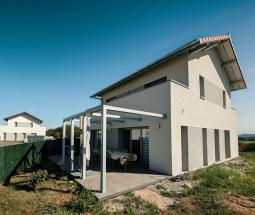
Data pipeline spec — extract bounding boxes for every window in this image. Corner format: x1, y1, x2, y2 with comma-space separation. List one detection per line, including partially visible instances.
181, 126, 189, 171
224, 130, 231, 158
106, 96, 117, 103
30, 123, 33, 127
223, 90, 226, 108
199, 76, 205, 98
144, 77, 167, 89
214, 129, 220, 162
15, 122, 18, 127
202, 128, 208, 166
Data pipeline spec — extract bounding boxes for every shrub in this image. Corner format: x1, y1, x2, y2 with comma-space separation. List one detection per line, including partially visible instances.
65, 189, 100, 213
29, 169, 49, 186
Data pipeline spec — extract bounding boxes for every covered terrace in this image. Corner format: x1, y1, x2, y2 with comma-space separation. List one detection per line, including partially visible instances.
61, 104, 168, 200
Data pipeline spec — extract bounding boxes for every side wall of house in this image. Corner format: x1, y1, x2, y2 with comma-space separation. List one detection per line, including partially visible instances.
170, 48, 238, 175
105, 82, 172, 175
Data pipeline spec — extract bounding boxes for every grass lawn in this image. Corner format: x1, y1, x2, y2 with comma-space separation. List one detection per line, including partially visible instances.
0, 141, 254, 215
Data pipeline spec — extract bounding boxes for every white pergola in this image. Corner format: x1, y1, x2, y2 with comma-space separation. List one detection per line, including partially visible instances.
62, 104, 166, 193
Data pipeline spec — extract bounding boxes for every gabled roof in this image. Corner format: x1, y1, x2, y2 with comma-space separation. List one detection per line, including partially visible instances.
4, 112, 43, 124
91, 34, 246, 98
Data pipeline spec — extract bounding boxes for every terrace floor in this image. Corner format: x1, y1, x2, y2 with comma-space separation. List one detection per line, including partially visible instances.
49, 155, 169, 201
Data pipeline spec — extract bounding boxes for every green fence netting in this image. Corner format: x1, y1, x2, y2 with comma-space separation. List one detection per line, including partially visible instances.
0, 141, 45, 183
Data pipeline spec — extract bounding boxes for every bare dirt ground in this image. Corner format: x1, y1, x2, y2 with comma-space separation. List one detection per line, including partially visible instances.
133, 188, 175, 210
223, 194, 255, 215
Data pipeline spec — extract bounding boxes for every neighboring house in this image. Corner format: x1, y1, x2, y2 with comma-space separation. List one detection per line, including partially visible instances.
0, 112, 46, 142
63, 34, 246, 194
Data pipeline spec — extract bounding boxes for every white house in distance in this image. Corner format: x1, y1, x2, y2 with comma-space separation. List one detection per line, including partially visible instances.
0, 112, 46, 142
62, 34, 246, 195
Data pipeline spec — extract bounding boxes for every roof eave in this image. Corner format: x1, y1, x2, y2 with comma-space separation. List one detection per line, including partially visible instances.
90, 38, 200, 98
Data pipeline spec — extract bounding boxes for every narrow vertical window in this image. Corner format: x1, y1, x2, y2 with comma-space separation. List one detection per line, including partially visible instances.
30, 123, 33, 128
223, 90, 226, 108
215, 129, 220, 162
202, 128, 208, 166
199, 76, 205, 98
181, 126, 189, 171
15, 122, 18, 127
225, 130, 231, 158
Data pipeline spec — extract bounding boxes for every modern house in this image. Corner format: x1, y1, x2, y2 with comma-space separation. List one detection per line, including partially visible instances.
62, 34, 246, 197
0, 112, 46, 142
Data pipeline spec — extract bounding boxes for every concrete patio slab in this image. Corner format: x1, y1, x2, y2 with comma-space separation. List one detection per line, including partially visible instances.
49, 155, 170, 201
71, 169, 169, 201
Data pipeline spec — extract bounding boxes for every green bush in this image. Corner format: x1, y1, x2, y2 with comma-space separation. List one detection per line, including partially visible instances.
29, 169, 49, 186
65, 189, 100, 213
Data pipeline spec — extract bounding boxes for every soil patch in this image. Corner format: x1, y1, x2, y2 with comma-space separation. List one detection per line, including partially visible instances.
223, 194, 255, 215
133, 188, 175, 210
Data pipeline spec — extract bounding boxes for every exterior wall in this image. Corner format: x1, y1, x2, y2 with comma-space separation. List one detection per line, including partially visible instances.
0, 115, 46, 141
103, 82, 172, 175
101, 53, 188, 102
170, 48, 238, 175
90, 47, 239, 176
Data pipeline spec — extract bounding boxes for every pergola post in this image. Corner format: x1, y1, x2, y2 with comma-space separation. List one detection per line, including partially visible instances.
82, 115, 87, 179
70, 119, 75, 171
100, 105, 107, 193
61, 121, 67, 169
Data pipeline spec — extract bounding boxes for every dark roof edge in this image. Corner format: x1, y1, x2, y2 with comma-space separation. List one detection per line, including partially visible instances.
228, 37, 247, 89
4, 112, 43, 124
90, 38, 199, 98
91, 34, 241, 98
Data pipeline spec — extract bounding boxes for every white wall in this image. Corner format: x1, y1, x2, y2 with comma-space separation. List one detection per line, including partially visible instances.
104, 82, 172, 175
89, 47, 239, 176
101, 53, 189, 102
170, 48, 238, 175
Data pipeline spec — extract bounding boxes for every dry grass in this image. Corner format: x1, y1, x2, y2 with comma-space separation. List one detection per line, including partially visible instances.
0, 161, 76, 215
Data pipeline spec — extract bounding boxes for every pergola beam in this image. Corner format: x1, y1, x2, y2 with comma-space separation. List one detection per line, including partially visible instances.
105, 105, 166, 118
63, 105, 102, 122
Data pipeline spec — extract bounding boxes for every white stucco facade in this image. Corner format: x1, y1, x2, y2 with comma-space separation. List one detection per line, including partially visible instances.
0, 113, 46, 142
93, 41, 243, 176
64, 35, 246, 179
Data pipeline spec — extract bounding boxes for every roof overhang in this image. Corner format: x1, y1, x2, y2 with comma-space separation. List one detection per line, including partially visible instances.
91, 34, 246, 98
4, 112, 43, 124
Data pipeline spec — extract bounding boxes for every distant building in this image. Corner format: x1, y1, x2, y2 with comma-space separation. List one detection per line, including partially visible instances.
0, 112, 46, 142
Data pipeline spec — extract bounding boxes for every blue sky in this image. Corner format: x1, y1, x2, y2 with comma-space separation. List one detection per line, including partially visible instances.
0, 0, 254, 133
